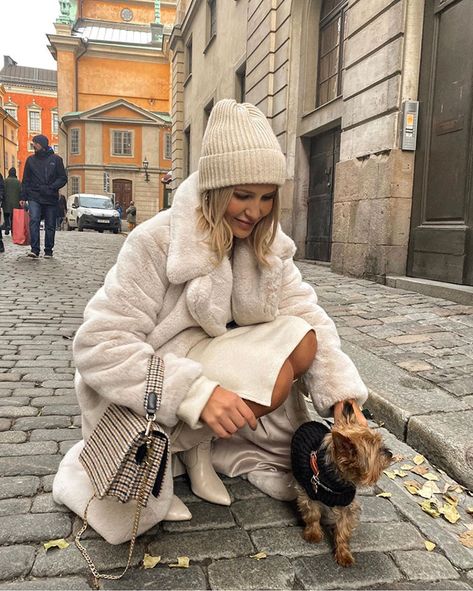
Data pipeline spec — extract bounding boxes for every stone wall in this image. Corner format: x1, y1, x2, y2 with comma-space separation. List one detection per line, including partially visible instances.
329, 0, 424, 281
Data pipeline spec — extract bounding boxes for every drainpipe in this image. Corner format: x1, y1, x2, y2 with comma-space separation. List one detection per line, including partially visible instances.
75, 38, 88, 112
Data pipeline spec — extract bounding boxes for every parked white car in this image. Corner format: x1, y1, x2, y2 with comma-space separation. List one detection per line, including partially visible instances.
66, 193, 121, 233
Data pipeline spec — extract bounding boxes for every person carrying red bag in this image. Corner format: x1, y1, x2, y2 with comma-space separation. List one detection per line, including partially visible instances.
19, 135, 67, 259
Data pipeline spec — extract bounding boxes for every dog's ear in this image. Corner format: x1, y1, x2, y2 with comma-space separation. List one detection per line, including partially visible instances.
332, 429, 357, 458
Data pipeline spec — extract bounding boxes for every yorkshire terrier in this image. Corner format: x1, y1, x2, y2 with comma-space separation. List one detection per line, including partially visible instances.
291, 402, 392, 566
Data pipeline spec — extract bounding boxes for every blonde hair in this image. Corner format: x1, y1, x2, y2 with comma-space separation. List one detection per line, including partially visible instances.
198, 186, 280, 266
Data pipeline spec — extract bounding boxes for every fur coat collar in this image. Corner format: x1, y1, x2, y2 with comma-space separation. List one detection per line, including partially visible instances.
165, 172, 296, 337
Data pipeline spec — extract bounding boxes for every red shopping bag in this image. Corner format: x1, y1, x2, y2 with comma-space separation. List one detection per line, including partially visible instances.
12, 208, 30, 246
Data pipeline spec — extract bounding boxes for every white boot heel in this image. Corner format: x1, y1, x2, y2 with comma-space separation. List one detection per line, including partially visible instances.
180, 440, 231, 506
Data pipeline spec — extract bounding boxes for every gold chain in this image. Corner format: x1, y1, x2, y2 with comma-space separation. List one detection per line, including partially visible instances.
74, 421, 155, 588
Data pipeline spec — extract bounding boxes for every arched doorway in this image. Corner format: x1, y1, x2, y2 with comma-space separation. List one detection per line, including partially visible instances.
112, 179, 132, 218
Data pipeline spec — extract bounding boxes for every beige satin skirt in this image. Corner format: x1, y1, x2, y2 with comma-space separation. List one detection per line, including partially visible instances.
187, 315, 313, 406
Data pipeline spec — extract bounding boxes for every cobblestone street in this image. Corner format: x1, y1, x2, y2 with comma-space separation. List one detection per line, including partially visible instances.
0, 232, 472, 590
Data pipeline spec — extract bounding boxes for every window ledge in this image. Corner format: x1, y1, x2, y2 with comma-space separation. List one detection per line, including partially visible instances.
184, 72, 192, 87
203, 33, 216, 55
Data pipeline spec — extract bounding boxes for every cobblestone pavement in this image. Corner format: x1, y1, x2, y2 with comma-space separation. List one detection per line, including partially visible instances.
0, 232, 472, 590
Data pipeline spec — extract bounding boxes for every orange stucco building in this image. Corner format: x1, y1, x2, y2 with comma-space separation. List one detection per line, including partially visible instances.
0, 56, 58, 178
0, 84, 19, 178
48, 0, 176, 220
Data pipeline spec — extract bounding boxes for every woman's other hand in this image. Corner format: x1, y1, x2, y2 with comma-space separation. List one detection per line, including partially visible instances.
201, 386, 258, 438
333, 399, 368, 427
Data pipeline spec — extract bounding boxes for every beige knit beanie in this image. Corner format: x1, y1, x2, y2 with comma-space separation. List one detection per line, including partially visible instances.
198, 99, 287, 192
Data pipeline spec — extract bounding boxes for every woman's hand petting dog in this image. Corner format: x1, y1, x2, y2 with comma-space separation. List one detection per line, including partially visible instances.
333, 399, 368, 427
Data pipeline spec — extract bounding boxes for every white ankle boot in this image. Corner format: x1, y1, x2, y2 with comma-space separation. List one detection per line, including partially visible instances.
180, 439, 231, 506
163, 494, 192, 521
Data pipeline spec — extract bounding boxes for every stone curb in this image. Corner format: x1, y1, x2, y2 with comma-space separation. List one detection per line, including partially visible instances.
342, 341, 473, 491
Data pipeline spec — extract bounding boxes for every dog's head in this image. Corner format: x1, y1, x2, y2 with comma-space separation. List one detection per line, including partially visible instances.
328, 403, 393, 486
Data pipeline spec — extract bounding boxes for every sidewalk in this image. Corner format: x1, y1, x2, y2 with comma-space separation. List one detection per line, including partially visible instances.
0, 233, 472, 589
297, 261, 473, 490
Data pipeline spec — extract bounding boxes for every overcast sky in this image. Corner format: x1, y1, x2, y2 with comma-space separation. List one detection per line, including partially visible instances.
0, 0, 58, 70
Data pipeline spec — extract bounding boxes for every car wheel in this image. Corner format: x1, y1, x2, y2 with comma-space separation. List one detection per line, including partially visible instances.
65, 221, 73, 231
98, 230, 104, 233
112, 228, 119, 234
78, 225, 84, 232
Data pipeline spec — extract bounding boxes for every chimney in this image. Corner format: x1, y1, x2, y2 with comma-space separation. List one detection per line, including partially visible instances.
4, 56, 18, 67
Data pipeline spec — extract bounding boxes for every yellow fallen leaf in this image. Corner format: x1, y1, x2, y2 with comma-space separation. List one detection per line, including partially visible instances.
376, 492, 392, 498
169, 556, 190, 568
421, 500, 441, 518
466, 506, 473, 514
401, 464, 414, 471
413, 454, 425, 465
418, 485, 433, 500
384, 470, 397, 480
459, 529, 473, 549
424, 541, 436, 552
421, 472, 439, 482
43, 539, 70, 551
250, 552, 267, 560
442, 493, 458, 506
393, 469, 408, 478
410, 465, 429, 476
392, 454, 404, 463
143, 554, 161, 569
442, 503, 460, 524
404, 480, 421, 495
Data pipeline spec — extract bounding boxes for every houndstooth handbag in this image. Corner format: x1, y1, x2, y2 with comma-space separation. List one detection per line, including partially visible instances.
75, 355, 169, 587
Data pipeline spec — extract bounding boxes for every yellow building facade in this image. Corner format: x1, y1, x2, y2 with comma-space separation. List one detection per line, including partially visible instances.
48, 0, 176, 221
0, 85, 20, 178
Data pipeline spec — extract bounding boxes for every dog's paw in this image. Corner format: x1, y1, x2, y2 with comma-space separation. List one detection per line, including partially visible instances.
303, 526, 324, 543
335, 549, 355, 567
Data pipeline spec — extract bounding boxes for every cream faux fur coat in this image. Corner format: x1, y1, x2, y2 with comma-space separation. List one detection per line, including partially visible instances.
53, 171, 368, 542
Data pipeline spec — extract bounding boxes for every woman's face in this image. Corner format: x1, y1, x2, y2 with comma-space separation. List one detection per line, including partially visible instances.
224, 184, 277, 239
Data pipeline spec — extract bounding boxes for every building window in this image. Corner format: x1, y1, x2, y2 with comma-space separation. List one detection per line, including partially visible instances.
5, 106, 17, 120
184, 126, 191, 177
28, 110, 41, 132
236, 63, 246, 103
52, 112, 59, 135
185, 36, 193, 79
70, 128, 80, 154
53, 144, 59, 153
316, 0, 347, 107
208, 0, 217, 40
70, 176, 80, 195
28, 142, 35, 152
112, 130, 133, 156
204, 99, 214, 132
11, 155, 15, 169
164, 132, 172, 160
4, 154, 8, 169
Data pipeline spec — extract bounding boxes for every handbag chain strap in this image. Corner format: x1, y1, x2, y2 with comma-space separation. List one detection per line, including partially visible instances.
74, 356, 163, 588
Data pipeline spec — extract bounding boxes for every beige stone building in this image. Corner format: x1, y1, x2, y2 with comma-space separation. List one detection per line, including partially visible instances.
170, 0, 473, 288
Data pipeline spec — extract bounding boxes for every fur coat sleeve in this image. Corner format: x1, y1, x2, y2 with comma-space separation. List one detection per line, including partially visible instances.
72, 226, 216, 428
278, 258, 368, 417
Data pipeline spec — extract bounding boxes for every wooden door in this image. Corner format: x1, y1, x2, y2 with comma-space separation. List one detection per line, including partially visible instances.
306, 128, 340, 261
113, 179, 133, 218
408, 0, 473, 285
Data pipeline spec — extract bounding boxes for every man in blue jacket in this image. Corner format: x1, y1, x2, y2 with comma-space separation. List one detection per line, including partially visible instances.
20, 135, 67, 258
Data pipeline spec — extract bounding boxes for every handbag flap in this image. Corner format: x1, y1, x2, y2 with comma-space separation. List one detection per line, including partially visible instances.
79, 404, 148, 499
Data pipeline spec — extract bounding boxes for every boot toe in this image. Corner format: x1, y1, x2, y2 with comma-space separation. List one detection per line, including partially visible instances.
163, 495, 192, 521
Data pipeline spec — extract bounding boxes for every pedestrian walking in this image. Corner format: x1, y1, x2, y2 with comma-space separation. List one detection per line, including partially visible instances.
56, 194, 67, 230
53, 99, 368, 545
20, 134, 67, 259
0, 173, 4, 253
126, 200, 136, 231
2, 167, 21, 236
